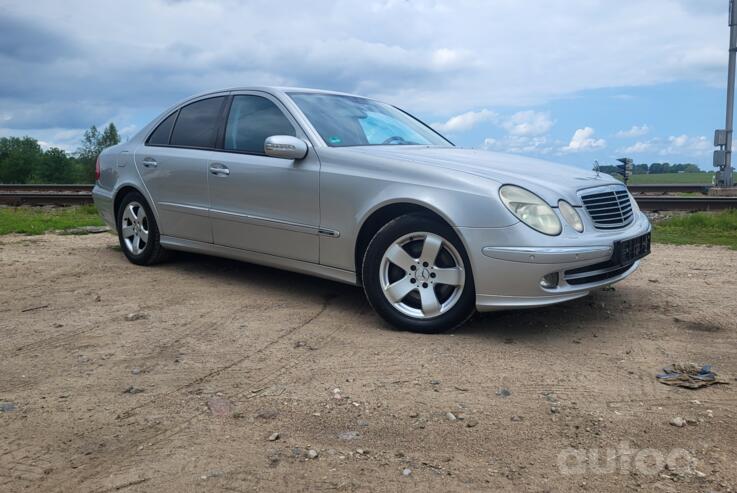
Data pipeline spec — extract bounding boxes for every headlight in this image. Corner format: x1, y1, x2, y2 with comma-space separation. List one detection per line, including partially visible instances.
499, 185, 561, 236
558, 200, 584, 232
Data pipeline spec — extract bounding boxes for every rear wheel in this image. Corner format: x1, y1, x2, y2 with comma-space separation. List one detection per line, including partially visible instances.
362, 214, 475, 333
117, 191, 168, 265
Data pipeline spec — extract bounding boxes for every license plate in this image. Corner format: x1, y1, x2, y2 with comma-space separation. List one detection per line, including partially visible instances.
614, 232, 651, 265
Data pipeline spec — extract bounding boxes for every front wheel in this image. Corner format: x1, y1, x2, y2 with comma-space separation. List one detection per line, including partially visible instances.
362, 214, 476, 333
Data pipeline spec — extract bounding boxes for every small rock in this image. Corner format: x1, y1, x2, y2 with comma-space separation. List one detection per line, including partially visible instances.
206, 470, 224, 478
356, 448, 366, 455
291, 447, 304, 457
124, 312, 148, 322
466, 418, 479, 428
267, 449, 281, 465
446, 412, 457, 421
268, 432, 280, 441
402, 468, 412, 476
307, 449, 319, 459
131, 368, 141, 375
511, 415, 523, 422
648, 279, 659, 283
430, 380, 440, 385
670, 417, 686, 428
357, 419, 369, 427
706, 409, 714, 418
123, 386, 144, 395
694, 470, 707, 478
409, 411, 419, 418
0, 402, 17, 413
496, 388, 511, 398
94, 295, 102, 302
685, 417, 698, 425
690, 400, 701, 405
337, 431, 359, 440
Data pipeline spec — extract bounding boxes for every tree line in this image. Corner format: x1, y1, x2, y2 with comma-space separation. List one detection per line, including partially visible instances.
598, 162, 702, 177
0, 123, 121, 184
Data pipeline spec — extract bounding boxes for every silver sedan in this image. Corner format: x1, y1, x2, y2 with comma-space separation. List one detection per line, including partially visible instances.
93, 87, 651, 333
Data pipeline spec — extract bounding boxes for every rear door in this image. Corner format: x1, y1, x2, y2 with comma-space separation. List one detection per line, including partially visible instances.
135, 95, 228, 243
207, 92, 320, 262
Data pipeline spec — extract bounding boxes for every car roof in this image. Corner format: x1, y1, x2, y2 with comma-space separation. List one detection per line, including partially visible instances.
194, 86, 367, 99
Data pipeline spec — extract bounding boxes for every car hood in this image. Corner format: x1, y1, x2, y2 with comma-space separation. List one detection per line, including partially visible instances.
341, 146, 620, 206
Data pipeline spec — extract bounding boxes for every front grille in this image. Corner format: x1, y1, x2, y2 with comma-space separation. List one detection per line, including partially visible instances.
564, 259, 635, 286
581, 187, 633, 229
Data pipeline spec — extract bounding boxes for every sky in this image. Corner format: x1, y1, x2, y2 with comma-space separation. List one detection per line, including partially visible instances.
0, 0, 730, 170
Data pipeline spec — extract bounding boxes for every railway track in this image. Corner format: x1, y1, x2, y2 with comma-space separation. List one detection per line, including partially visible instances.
0, 184, 94, 206
1, 184, 736, 211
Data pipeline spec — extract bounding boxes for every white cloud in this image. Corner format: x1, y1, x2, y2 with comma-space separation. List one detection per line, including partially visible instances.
621, 141, 653, 153
616, 124, 650, 138
662, 134, 711, 155
616, 134, 711, 156
560, 127, 606, 153
432, 109, 497, 133
501, 111, 554, 136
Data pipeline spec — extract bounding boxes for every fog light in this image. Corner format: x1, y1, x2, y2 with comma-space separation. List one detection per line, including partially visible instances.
540, 272, 559, 289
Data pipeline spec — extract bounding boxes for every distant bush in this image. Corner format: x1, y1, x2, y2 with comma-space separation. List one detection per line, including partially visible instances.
0, 123, 120, 184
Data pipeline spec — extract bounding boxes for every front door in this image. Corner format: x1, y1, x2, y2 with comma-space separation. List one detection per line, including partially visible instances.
208, 92, 320, 263
135, 95, 228, 243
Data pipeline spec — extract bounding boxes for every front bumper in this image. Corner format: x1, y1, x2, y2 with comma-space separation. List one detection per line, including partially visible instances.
458, 211, 651, 312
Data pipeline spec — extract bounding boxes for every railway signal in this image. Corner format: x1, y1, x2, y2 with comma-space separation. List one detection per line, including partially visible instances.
617, 157, 633, 184
714, 0, 737, 187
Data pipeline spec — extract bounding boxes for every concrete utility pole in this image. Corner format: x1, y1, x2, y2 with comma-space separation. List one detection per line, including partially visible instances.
714, 0, 737, 187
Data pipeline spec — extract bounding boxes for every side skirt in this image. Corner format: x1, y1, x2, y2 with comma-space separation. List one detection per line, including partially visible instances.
159, 235, 358, 286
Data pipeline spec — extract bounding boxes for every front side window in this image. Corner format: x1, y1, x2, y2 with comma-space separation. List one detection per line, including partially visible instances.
288, 93, 451, 147
170, 96, 226, 148
224, 95, 296, 154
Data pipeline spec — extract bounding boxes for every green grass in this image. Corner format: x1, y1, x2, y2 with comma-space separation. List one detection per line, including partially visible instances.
653, 210, 737, 250
0, 205, 104, 235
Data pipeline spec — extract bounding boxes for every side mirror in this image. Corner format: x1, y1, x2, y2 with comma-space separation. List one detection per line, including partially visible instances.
264, 135, 308, 160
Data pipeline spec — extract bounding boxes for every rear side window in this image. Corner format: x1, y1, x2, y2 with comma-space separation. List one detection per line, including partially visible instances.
224, 95, 295, 154
170, 96, 226, 148
147, 111, 177, 145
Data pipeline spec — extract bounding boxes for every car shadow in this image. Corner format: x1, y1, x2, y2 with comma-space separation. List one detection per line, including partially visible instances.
160, 250, 367, 304
153, 250, 637, 342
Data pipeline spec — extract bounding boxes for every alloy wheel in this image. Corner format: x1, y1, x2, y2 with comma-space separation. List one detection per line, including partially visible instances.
121, 201, 149, 255
379, 232, 465, 319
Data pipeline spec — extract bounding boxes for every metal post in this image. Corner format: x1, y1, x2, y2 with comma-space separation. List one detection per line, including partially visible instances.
721, 0, 736, 186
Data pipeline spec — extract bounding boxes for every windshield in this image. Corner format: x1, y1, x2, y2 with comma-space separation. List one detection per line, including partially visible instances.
288, 92, 452, 147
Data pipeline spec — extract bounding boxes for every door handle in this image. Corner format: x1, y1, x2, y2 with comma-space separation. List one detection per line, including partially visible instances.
209, 163, 230, 176
141, 157, 158, 168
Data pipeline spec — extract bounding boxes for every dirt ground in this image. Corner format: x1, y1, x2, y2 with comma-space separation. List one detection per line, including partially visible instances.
1, 233, 736, 492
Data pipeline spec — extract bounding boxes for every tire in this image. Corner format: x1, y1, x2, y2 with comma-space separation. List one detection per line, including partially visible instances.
116, 191, 168, 266
362, 214, 476, 333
